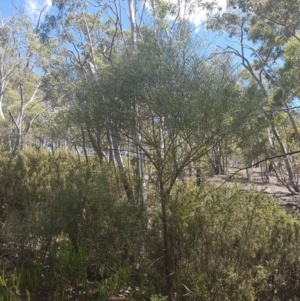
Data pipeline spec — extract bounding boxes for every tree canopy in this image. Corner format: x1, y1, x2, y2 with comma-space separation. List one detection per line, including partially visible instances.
2, 0, 300, 300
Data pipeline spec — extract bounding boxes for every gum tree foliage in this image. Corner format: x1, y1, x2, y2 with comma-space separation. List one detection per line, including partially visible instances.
0, 14, 54, 153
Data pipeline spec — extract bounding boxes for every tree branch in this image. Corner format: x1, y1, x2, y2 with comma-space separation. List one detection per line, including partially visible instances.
8, 110, 19, 130
230, 150, 300, 180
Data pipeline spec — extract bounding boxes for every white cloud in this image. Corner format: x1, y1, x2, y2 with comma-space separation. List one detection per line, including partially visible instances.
183, 0, 227, 26
24, 0, 52, 24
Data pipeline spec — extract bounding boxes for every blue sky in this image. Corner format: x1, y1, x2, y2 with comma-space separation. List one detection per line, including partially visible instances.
0, 0, 22, 17
0, 0, 53, 20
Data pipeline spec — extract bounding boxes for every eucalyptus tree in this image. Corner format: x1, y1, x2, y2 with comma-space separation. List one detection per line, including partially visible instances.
0, 14, 50, 153
40, 0, 139, 205
207, 0, 300, 192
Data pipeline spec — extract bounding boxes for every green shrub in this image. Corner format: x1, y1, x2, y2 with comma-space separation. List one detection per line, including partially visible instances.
162, 183, 300, 300
1, 149, 300, 300
0, 149, 144, 300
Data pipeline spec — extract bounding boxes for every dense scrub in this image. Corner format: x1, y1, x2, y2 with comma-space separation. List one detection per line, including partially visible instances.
0, 149, 300, 300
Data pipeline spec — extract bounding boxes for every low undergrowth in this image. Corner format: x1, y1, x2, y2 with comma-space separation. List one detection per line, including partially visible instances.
0, 149, 300, 300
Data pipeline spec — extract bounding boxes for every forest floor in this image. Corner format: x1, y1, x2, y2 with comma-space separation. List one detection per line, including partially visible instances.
206, 167, 300, 213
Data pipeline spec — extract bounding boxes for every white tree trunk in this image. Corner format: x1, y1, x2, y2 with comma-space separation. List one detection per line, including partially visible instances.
128, 0, 146, 205
271, 124, 300, 192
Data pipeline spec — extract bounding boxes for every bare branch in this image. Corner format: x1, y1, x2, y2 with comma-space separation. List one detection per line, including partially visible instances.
11, 0, 21, 13
35, 4, 48, 31
231, 150, 300, 179
8, 110, 19, 130
24, 83, 41, 110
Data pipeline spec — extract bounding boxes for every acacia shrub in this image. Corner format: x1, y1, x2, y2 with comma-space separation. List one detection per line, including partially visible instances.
160, 184, 300, 300
0, 148, 146, 299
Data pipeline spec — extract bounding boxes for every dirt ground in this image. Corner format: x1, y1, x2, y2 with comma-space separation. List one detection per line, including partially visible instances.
206, 167, 300, 212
